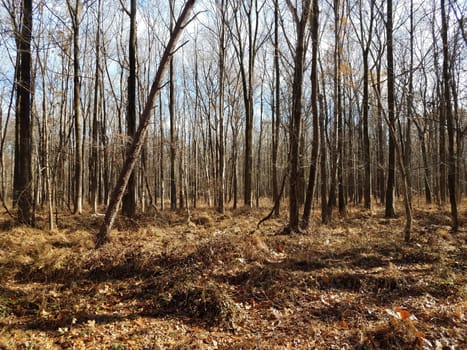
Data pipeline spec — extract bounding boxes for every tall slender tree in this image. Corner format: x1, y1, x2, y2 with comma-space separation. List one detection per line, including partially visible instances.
385, 0, 396, 218
14, 0, 33, 224
302, 0, 319, 228
122, 0, 138, 217
441, 0, 459, 231
216, 0, 227, 214
272, 0, 281, 216
66, 0, 83, 215
287, 0, 312, 231
169, 0, 177, 210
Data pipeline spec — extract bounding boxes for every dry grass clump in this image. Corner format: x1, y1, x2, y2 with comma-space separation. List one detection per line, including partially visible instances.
190, 214, 213, 227
156, 281, 241, 328
0, 227, 94, 281
359, 317, 427, 350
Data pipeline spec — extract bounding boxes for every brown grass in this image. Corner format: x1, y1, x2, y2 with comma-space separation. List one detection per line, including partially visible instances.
0, 202, 465, 349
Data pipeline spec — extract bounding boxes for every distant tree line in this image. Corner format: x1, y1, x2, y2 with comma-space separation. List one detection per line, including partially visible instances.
0, 0, 464, 239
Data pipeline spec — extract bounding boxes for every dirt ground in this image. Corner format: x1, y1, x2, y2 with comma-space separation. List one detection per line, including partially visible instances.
0, 203, 465, 349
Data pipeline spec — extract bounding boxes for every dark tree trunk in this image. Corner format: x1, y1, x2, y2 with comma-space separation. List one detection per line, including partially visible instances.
90, 0, 102, 214
272, 0, 281, 216
302, 0, 319, 228
441, 0, 459, 231
319, 92, 329, 224
288, 0, 312, 231
169, 2, 177, 211
15, 0, 33, 225
67, 0, 83, 215
217, 0, 226, 214
122, 0, 138, 217
385, 0, 396, 218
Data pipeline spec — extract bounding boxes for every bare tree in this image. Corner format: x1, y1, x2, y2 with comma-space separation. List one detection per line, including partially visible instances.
66, 0, 83, 215
229, 0, 265, 207
271, 0, 281, 216
169, 0, 178, 211
302, 0, 319, 228
287, 0, 312, 231
14, 0, 33, 224
122, 0, 138, 217
441, 0, 459, 231
96, 0, 197, 247
385, 0, 396, 218
349, 0, 375, 211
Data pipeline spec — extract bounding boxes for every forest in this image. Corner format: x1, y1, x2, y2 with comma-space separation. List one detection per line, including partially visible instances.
0, 0, 465, 348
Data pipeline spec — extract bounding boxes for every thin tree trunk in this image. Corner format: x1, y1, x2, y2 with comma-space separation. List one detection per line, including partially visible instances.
217, 0, 226, 213
288, 0, 312, 231
169, 1, 177, 211
67, 0, 83, 215
90, 0, 102, 214
272, 0, 281, 216
302, 0, 319, 228
441, 0, 459, 231
385, 0, 396, 218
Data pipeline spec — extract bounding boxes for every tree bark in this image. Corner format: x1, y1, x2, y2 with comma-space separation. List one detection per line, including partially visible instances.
66, 0, 83, 215
90, 0, 102, 214
385, 0, 396, 218
217, 0, 226, 214
169, 1, 177, 211
272, 0, 281, 216
302, 0, 319, 228
122, 0, 138, 217
287, 0, 312, 231
15, 0, 33, 225
441, 0, 459, 231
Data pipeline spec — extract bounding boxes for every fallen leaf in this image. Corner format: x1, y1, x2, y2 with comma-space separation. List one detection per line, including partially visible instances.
394, 307, 411, 320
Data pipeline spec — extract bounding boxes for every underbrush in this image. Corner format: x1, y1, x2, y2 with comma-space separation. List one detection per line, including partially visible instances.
0, 205, 465, 349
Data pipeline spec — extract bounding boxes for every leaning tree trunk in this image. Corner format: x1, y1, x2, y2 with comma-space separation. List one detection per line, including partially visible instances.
96, 0, 197, 247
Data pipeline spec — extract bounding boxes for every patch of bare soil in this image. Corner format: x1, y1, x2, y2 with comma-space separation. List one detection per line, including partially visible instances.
0, 204, 465, 349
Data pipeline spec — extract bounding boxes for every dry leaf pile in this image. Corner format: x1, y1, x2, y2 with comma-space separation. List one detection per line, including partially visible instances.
0, 204, 465, 349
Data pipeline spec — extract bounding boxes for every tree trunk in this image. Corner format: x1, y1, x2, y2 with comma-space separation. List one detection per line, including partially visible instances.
122, 0, 138, 217
319, 92, 329, 224
287, 0, 312, 231
217, 0, 226, 214
67, 0, 83, 215
272, 0, 281, 216
90, 0, 102, 214
169, 1, 177, 211
15, 0, 33, 225
302, 0, 319, 228
385, 0, 396, 218
96, 0, 196, 247
441, 0, 459, 231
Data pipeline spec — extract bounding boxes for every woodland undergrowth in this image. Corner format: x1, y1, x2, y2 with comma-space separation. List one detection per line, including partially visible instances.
0, 202, 465, 349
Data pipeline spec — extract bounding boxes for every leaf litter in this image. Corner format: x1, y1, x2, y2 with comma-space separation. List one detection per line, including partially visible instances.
0, 205, 465, 349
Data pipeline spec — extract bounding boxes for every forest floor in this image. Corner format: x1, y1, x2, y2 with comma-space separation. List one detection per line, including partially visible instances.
0, 202, 465, 349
